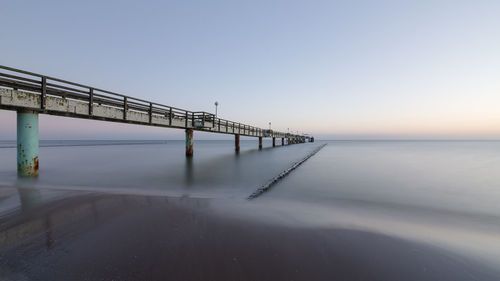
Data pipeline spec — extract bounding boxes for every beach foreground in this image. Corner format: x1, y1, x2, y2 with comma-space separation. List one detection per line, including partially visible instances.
0, 187, 498, 281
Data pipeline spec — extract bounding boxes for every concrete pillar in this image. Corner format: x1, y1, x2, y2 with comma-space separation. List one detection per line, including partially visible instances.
17, 110, 39, 177
258, 136, 263, 149
272, 137, 276, 147
235, 134, 240, 152
282, 137, 285, 146
185, 129, 193, 157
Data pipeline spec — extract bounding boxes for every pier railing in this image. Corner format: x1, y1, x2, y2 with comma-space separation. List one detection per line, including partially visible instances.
0, 65, 305, 139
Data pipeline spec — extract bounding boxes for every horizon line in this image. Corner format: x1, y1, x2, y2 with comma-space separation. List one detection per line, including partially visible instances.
1, 139, 499, 142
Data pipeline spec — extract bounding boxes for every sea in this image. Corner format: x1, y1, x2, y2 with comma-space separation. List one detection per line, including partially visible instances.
0, 140, 499, 280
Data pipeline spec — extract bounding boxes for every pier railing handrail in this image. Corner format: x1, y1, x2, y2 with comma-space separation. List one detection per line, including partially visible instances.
0, 65, 305, 139
0, 65, 189, 112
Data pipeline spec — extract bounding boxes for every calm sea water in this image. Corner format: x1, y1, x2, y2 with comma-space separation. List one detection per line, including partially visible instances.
1, 140, 500, 271
1, 140, 499, 212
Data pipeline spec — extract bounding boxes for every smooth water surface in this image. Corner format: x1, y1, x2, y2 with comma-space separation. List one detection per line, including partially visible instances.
0, 139, 313, 197
1, 140, 500, 280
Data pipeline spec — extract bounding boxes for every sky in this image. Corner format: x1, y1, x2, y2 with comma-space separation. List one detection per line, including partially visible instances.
1, 0, 499, 140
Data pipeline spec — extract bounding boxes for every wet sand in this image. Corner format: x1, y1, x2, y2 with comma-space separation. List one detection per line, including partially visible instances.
0, 189, 498, 281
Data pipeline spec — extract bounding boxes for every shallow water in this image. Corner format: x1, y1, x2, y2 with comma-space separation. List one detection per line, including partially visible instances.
1, 140, 500, 280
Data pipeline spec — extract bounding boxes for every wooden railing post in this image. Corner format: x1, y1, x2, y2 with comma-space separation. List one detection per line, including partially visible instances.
89, 88, 94, 115
149, 102, 153, 124
123, 97, 127, 120
41, 77, 46, 109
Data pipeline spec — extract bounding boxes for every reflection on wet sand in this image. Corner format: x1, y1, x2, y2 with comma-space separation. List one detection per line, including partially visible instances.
17, 188, 42, 211
0, 188, 499, 281
0, 188, 209, 250
0, 188, 87, 250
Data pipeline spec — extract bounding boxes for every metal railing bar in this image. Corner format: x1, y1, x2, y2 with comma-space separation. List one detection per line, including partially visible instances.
0, 72, 40, 84
46, 82, 89, 95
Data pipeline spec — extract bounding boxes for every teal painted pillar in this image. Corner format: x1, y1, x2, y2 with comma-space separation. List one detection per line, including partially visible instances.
185, 129, 193, 157
17, 110, 39, 177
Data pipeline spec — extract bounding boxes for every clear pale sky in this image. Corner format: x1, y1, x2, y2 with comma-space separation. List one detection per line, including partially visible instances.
1, 0, 499, 140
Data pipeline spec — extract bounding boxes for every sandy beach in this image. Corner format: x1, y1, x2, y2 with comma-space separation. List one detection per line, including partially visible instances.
0, 188, 498, 281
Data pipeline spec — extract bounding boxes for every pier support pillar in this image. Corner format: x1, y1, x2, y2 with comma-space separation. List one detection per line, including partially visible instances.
235, 134, 240, 152
272, 137, 276, 147
282, 137, 285, 146
185, 129, 193, 157
258, 136, 263, 149
17, 110, 39, 177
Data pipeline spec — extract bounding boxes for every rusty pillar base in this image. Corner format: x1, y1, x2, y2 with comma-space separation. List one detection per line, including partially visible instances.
258, 136, 263, 149
185, 129, 193, 157
235, 134, 240, 152
17, 110, 39, 177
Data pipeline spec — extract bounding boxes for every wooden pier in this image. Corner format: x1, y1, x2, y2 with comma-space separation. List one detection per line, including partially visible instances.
0, 65, 313, 176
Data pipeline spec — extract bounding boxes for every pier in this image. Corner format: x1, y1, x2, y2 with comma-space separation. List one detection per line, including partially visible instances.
0, 66, 313, 177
